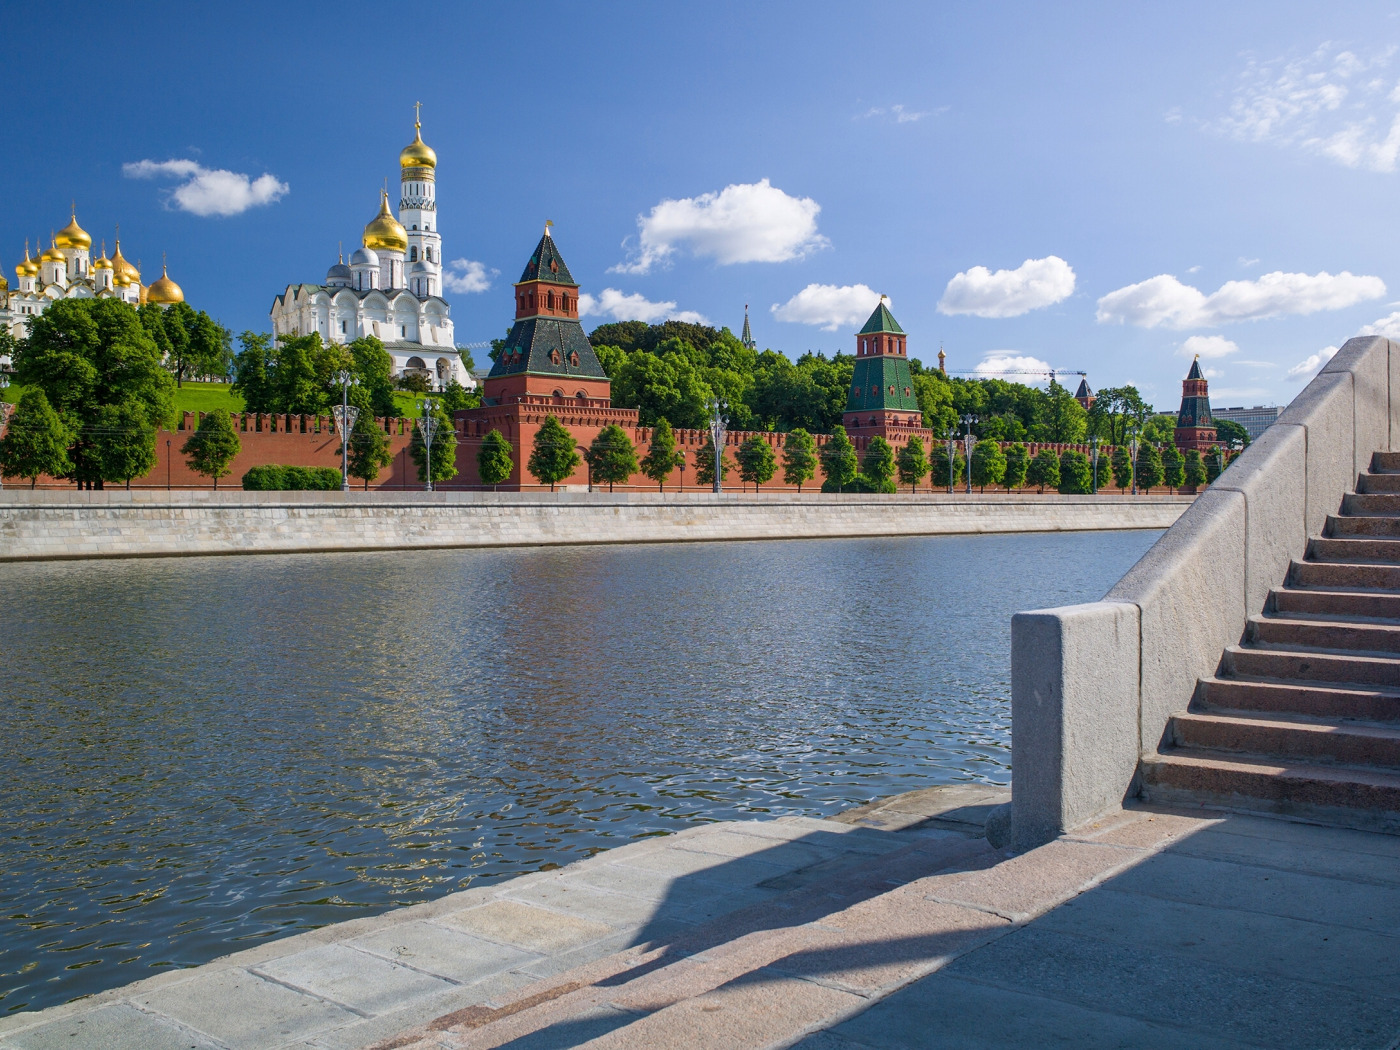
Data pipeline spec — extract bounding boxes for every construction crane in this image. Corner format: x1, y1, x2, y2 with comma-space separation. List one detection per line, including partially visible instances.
944, 368, 1087, 383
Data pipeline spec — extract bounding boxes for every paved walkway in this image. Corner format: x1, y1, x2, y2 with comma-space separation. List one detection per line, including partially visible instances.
3, 785, 1399, 1050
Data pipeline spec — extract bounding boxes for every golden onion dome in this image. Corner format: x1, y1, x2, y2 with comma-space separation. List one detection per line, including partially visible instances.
41, 241, 65, 264
54, 212, 92, 250
111, 240, 140, 283
146, 262, 184, 305
139, 283, 148, 305
400, 120, 436, 170
93, 243, 113, 271
363, 190, 407, 253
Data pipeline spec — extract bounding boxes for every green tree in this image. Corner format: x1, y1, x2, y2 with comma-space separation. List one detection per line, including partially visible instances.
639, 418, 681, 491
1205, 445, 1224, 483
819, 425, 858, 492
1183, 448, 1206, 488
861, 436, 896, 492
476, 428, 514, 490
344, 411, 393, 489
528, 414, 580, 491
1095, 449, 1113, 491
348, 337, 398, 417
1111, 445, 1134, 491
736, 434, 777, 492
694, 435, 734, 487
585, 424, 638, 492
0, 389, 72, 487
91, 400, 157, 487
1027, 448, 1061, 493
1140, 412, 1177, 447
1087, 386, 1152, 445
971, 438, 1007, 493
782, 428, 818, 492
142, 302, 232, 386
440, 378, 477, 413
1136, 443, 1164, 492
1161, 443, 1185, 492
1058, 450, 1093, 494
1003, 442, 1029, 490
1034, 378, 1088, 443
409, 403, 459, 486
896, 435, 928, 493
181, 410, 241, 488
1214, 418, 1251, 450
930, 441, 965, 489
232, 331, 275, 413
269, 333, 328, 415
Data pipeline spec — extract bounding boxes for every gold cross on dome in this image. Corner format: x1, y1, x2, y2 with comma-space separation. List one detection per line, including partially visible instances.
415, 100, 422, 126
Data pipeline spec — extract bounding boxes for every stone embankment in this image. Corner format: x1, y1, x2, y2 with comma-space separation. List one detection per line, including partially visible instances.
0, 490, 1190, 561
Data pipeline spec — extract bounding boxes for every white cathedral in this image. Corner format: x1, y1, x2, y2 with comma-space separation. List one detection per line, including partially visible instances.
269, 109, 471, 389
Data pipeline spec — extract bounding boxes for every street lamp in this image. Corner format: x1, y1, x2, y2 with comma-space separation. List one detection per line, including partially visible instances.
416, 397, 439, 492
940, 425, 957, 494
677, 448, 686, 492
960, 413, 978, 494
1127, 420, 1140, 496
0, 372, 10, 491
708, 398, 728, 493
1089, 434, 1100, 495
332, 370, 360, 492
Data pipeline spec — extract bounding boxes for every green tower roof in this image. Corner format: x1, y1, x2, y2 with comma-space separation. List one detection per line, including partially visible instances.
857, 300, 905, 335
517, 228, 576, 285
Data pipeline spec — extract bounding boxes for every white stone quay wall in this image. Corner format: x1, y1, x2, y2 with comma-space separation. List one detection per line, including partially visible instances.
0, 491, 1190, 562
1010, 335, 1399, 850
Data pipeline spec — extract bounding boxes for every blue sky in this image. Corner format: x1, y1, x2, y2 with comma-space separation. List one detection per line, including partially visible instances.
9, 1, 1400, 411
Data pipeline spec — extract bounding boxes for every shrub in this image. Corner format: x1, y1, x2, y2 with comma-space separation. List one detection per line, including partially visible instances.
241, 464, 341, 490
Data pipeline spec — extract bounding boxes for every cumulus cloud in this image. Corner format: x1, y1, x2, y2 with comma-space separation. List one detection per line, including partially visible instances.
577, 288, 709, 325
1212, 44, 1400, 172
123, 158, 288, 216
973, 353, 1054, 381
858, 103, 937, 123
1360, 309, 1400, 337
1286, 345, 1339, 379
443, 258, 498, 294
771, 283, 883, 331
1096, 270, 1385, 329
937, 256, 1076, 318
1179, 335, 1239, 359
612, 179, 827, 274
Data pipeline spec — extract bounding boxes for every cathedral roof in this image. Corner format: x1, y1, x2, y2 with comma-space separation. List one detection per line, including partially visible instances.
858, 299, 904, 335
517, 227, 575, 285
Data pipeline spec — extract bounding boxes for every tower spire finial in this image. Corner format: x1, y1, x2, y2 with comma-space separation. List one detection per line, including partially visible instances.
415, 100, 422, 129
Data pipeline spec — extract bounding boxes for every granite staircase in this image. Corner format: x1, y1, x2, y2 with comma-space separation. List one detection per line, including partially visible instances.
1141, 450, 1400, 832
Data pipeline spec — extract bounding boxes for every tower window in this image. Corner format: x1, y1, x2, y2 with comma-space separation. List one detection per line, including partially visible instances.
410, 246, 418, 261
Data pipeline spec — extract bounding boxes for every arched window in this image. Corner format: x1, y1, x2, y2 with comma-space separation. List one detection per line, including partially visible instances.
547, 291, 555, 309
576, 390, 588, 402
409, 246, 418, 261
569, 352, 580, 367
550, 350, 562, 365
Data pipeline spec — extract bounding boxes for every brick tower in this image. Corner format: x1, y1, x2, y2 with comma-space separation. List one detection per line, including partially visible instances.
483, 223, 611, 407
843, 298, 923, 436
1174, 356, 1217, 451
1074, 377, 1095, 411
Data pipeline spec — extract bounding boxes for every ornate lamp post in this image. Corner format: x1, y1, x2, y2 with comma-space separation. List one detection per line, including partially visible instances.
415, 397, 439, 492
960, 413, 978, 494
941, 425, 956, 494
1089, 434, 1100, 495
1127, 420, 1140, 496
677, 448, 686, 492
708, 398, 728, 493
0, 372, 10, 491
332, 370, 360, 492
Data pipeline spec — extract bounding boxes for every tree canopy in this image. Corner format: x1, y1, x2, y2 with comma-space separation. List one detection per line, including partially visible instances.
233, 332, 397, 418
640, 418, 681, 490
181, 409, 241, 487
0, 389, 72, 487
782, 428, 818, 491
528, 415, 580, 490
896, 435, 928, 492
477, 429, 514, 489
584, 424, 638, 491
819, 425, 857, 492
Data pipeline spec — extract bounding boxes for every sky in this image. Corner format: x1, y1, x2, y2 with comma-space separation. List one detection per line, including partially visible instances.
9, 1, 1400, 410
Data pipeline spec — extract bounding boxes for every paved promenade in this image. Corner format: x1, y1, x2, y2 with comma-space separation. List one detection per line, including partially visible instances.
3, 785, 1397, 1050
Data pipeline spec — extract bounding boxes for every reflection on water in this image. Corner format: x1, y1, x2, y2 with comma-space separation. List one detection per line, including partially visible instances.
0, 530, 1157, 1012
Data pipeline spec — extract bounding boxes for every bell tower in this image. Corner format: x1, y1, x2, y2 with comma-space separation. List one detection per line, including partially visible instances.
1174, 356, 1217, 451
843, 297, 923, 434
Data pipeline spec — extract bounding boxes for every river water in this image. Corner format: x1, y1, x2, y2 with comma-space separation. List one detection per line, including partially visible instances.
0, 530, 1158, 1014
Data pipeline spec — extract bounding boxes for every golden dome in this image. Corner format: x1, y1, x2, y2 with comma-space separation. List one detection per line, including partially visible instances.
400, 118, 436, 170
41, 240, 65, 264
139, 283, 148, 305
111, 239, 140, 283
146, 262, 184, 305
93, 242, 113, 271
54, 211, 91, 250
362, 190, 407, 253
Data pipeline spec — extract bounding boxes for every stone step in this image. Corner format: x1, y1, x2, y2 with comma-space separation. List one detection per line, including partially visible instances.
1170, 710, 1400, 768
1140, 750, 1400, 833
1288, 559, 1400, 591
1342, 492, 1400, 517
1270, 588, 1400, 621
1199, 675, 1400, 722
1309, 537, 1400, 564
1223, 644, 1400, 688
1372, 450, 1400, 473
1328, 514, 1400, 538
1247, 615, 1400, 654
1359, 472, 1400, 493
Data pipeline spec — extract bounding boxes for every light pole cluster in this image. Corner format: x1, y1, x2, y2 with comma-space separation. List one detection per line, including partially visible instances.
1127, 419, 1140, 496
960, 413, 978, 494
1089, 434, 1100, 495
332, 370, 360, 492
416, 398, 440, 492
708, 398, 728, 493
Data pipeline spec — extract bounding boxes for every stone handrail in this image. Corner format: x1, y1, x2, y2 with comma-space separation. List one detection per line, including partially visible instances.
1008, 335, 1398, 849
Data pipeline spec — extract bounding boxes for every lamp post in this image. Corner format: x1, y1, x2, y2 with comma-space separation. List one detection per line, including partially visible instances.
677, 448, 686, 492
960, 413, 978, 494
0, 372, 9, 491
941, 426, 956, 494
416, 397, 439, 492
708, 398, 728, 493
332, 370, 360, 492
1127, 420, 1140, 496
1089, 434, 1100, 495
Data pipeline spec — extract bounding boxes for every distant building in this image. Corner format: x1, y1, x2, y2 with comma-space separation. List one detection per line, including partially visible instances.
1211, 404, 1281, 441
1174, 356, 1217, 451
740, 305, 756, 351
1074, 377, 1095, 411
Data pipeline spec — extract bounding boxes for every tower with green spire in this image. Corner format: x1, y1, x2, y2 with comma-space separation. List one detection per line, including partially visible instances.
740, 305, 755, 351
1174, 355, 1217, 451
843, 298, 923, 434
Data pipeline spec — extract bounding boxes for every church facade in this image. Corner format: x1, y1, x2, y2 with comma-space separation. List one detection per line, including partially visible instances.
268, 110, 470, 389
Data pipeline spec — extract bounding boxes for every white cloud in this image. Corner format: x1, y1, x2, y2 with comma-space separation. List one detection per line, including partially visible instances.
612, 179, 827, 274
1238, 256, 1261, 268
858, 103, 934, 123
1179, 334, 1239, 359
577, 288, 709, 325
1096, 270, 1385, 328
972, 353, 1054, 382
1212, 44, 1400, 172
1360, 309, 1400, 337
123, 158, 288, 216
1164, 106, 1183, 125
443, 258, 498, 294
937, 256, 1076, 318
1203, 367, 1224, 379
1285, 345, 1339, 379
771, 283, 883, 331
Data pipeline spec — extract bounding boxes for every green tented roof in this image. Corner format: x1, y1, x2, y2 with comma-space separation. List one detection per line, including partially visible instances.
517, 231, 576, 286
845, 356, 920, 413
857, 301, 905, 335
487, 316, 608, 381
